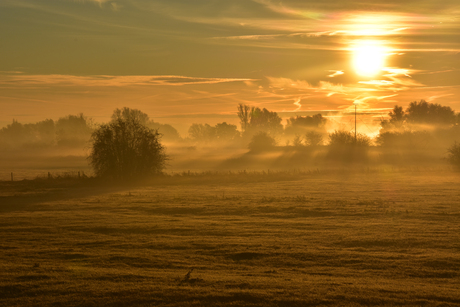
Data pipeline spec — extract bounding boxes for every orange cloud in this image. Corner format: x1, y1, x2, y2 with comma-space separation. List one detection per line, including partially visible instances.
0, 73, 257, 88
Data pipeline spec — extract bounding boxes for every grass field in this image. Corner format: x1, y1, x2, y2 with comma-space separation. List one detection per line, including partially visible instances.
1, 169, 460, 306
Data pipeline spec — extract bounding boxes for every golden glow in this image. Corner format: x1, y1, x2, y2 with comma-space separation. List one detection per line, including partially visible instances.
353, 40, 388, 77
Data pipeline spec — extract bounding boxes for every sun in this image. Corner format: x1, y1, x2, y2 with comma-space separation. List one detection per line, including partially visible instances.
353, 40, 387, 77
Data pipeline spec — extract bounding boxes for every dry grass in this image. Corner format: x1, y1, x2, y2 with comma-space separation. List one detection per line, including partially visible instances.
1, 169, 460, 306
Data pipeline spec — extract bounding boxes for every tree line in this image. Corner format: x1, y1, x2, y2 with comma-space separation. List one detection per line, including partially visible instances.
0, 112, 180, 149
3, 100, 460, 179
3, 100, 460, 152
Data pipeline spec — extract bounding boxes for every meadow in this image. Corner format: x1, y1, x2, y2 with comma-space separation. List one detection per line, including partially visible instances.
1, 169, 460, 306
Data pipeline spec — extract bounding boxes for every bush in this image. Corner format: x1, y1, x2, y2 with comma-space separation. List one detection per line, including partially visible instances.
248, 132, 276, 152
327, 130, 371, 161
305, 131, 323, 146
447, 142, 460, 168
88, 113, 167, 180
329, 130, 370, 147
376, 130, 432, 149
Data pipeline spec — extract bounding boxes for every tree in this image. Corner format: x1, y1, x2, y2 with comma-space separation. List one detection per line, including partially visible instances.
447, 142, 460, 168
381, 101, 457, 132
33, 119, 56, 145
237, 104, 251, 133
148, 122, 181, 142
305, 131, 323, 146
285, 114, 327, 136
327, 130, 371, 161
188, 123, 216, 142
88, 109, 167, 179
113, 107, 181, 142
380, 105, 405, 132
248, 132, 276, 152
56, 114, 93, 147
237, 104, 283, 137
389, 105, 405, 123
405, 100, 456, 125
215, 122, 240, 141
292, 135, 303, 147
0, 119, 33, 147
376, 131, 432, 149
188, 122, 240, 143
329, 130, 370, 147
112, 107, 149, 125
249, 107, 283, 135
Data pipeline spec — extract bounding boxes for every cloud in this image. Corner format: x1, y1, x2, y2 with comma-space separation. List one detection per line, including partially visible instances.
293, 98, 302, 111
327, 70, 344, 78
0, 73, 257, 88
73, 0, 110, 7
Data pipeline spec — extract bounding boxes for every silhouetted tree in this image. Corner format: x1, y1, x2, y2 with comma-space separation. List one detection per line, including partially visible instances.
249, 107, 283, 135
237, 104, 283, 137
292, 135, 303, 147
327, 130, 371, 161
0, 119, 57, 147
329, 130, 370, 147
405, 100, 456, 125
248, 132, 276, 152
56, 114, 93, 147
112, 107, 149, 125
188, 123, 216, 142
305, 131, 323, 146
285, 114, 327, 136
112, 107, 181, 142
376, 131, 432, 149
188, 122, 240, 143
148, 122, 181, 142
215, 122, 240, 141
380, 105, 405, 132
447, 142, 460, 168
0, 119, 32, 146
381, 101, 457, 132
34, 119, 56, 145
237, 104, 251, 133
89, 109, 166, 179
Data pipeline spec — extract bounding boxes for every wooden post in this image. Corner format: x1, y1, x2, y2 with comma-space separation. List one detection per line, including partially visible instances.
48, 172, 51, 179
11, 172, 13, 182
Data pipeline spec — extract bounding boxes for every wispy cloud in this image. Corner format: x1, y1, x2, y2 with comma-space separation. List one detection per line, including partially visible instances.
293, 98, 302, 111
327, 70, 344, 78
0, 74, 257, 88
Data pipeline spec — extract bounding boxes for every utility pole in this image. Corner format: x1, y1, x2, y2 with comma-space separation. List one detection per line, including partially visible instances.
355, 104, 357, 142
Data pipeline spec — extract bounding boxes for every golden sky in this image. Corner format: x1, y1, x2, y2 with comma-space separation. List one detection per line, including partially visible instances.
1, 0, 459, 133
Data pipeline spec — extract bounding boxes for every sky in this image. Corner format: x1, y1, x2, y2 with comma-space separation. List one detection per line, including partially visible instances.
1, 0, 459, 135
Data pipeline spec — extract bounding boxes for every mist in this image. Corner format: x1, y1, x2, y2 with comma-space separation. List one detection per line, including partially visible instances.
2, 101, 459, 181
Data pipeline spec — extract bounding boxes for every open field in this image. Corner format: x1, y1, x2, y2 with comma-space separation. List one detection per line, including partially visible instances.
1, 170, 460, 306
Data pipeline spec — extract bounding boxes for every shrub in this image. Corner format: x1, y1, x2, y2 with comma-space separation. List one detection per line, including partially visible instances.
88, 113, 167, 180
376, 130, 432, 149
447, 142, 460, 168
292, 135, 303, 147
248, 132, 276, 152
329, 130, 370, 147
305, 131, 323, 146
327, 130, 371, 161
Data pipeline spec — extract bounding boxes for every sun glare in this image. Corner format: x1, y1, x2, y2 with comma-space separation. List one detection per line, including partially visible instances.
353, 41, 387, 77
